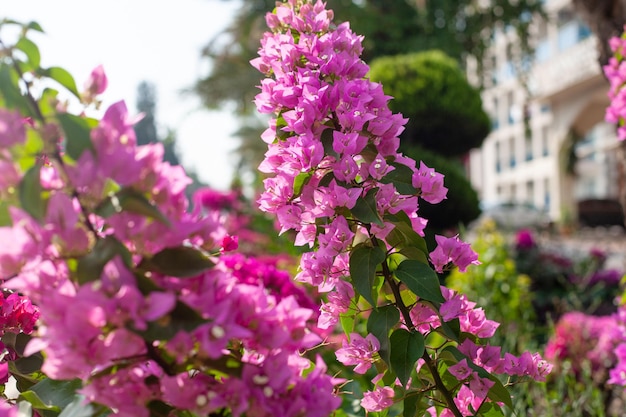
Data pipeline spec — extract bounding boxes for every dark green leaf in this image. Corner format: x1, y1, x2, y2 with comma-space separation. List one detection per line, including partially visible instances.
394, 260, 445, 304
145, 246, 214, 278
137, 301, 205, 341
19, 164, 46, 221
367, 305, 400, 365
349, 244, 386, 306
29, 378, 82, 411
380, 163, 417, 195
26, 21, 44, 32
389, 329, 424, 386
57, 113, 93, 160
351, 188, 383, 226
486, 375, 513, 410
403, 392, 423, 417
320, 128, 337, 158
13, 354, 43, 375
398, 247, 428, 263
95, 188, 170, 226
15, 37, 41, 68
147, 400, 174, 417
41, 67, 80, 98
76, 236, 132, 284
437, 318, 461, 342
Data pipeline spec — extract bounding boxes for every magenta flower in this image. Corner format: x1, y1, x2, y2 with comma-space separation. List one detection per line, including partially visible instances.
84, 64, 108, 96
429, 234, 480, 273
0, 109, 26, 148
335, 333, 380, 374
360, 385, 395, 412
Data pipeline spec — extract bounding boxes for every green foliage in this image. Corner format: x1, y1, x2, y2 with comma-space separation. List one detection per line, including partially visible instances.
349, 244, 386, 306
405, 145, 481, 232
369, 50, 490, 156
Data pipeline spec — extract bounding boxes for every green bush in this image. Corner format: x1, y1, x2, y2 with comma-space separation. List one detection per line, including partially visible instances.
369, 50, 490, 156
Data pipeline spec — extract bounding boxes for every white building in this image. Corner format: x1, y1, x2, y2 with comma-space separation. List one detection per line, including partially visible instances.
467, 0, 620, 224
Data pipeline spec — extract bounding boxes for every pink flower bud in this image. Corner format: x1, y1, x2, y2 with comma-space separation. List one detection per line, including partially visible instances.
84, 64, 108, 96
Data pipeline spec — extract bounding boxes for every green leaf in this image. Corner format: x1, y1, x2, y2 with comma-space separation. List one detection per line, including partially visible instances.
26, 21, 44, 32
29, 378, 83, 411
19, 164, 46, 221
437, 318, 460, 342
18, 391, 60, 412
95, 188, 170, 226
320, 127, 340, 158
349, 244, 386, 306
403, 392, 423, 417
41, 66, 80, 98
137, 300, 205, 341
13, 354, 43, 375
367, 304, 400, 365
486, 375, 513, 410
57, 113, 94, 160
339, 295, 359, 338
389, 329, 424, 386
145, 246, 214, 278
339, 312, 355, 338
351, 188, 383, 226
380, 162, 417, 195
0, 65, 29, 112
76, 236, 132, 284
394, 260, 445, 304
58, 395, 94, 417
293, 171, 311, 197
15, 37, 41, 68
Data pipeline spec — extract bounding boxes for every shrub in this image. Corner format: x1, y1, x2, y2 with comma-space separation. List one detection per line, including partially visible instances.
368, 50, 491, 156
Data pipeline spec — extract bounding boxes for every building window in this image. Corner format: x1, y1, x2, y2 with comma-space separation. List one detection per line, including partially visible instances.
507, 91, 515, 125
557, 7, 591, 51
491, 97, 499, 130
509, 137, 516, 168
525, 135, 533, 161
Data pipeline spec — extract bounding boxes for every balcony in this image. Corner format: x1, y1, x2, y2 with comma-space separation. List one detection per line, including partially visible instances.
530, 36, 600, 98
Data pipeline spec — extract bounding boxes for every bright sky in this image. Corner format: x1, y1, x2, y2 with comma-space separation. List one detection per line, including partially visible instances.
3, 0, 243, 190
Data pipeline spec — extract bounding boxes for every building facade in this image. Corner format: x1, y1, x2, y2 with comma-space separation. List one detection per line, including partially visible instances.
467, 0, 619, 223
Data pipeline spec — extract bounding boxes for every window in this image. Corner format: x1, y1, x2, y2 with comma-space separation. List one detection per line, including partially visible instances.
492, 97, 499, 129
509, 137, 516, 168
557, 7, 591, 51
525, 135, 533, 161
507, 91, 515, 125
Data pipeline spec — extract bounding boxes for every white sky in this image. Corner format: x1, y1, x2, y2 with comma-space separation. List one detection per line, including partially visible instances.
3, 0, 243, 190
